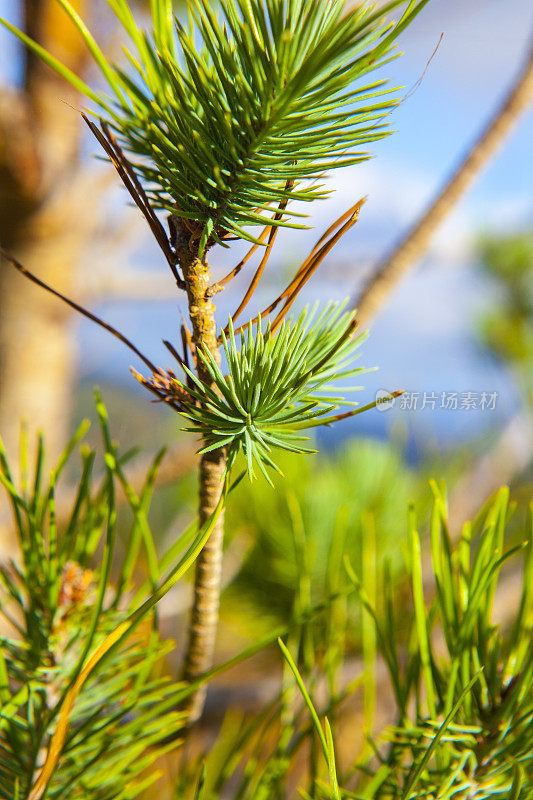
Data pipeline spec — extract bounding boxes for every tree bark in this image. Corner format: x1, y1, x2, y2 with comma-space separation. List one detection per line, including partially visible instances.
176, 225, 227, 723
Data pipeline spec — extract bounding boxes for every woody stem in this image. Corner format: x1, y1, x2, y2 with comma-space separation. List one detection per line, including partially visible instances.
175, 223, 227, 724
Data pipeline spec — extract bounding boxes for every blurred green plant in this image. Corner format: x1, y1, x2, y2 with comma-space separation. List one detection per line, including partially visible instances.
351, 481, 533, 798
224, 436, 423, 636
477, 232, 533, 379
172, 484, 533, 800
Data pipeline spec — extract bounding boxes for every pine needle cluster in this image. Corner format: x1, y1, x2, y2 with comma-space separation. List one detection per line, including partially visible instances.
176, 303, 372, 481
350, 483, 533, 799
1, 0, 429, 247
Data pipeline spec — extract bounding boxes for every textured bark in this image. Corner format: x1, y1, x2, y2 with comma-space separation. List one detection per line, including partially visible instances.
176, 225, 227, 723
352, 35, 533, 327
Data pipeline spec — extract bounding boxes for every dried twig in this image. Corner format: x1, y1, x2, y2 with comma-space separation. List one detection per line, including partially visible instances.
208, 225, 272, 293
271, 200, 365, 333
227, 181, 295, 325
223, 199, 365, 341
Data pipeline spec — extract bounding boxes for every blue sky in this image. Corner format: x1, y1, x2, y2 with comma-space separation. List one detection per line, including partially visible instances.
1, 0, 532, 452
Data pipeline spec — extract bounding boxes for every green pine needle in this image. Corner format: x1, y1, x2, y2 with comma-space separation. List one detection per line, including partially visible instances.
0, 0, 430, 245
178, 301, 371, 482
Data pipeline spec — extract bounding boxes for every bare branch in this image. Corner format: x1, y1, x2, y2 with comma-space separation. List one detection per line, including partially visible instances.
352, 32, 533, 327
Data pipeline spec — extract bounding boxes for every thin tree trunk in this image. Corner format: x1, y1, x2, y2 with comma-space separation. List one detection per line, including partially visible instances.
176, 224, 227, 723
352, 33, 533, 327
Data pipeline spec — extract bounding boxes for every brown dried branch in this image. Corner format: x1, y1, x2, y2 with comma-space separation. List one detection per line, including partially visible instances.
352, 32, 533, 327
163, 339, 186, 368
181, 319, 196, 363
208, 225, 272, 294
270, 199, 366, 333
225, 181, 294, 325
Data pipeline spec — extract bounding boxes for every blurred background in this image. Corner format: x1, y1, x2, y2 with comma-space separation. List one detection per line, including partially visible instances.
0, 0, 532, 774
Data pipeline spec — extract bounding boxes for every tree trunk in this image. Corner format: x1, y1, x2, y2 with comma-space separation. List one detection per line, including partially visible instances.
0, 0, 90, 484
0, 1, 89, 466
0, 1, 91, 552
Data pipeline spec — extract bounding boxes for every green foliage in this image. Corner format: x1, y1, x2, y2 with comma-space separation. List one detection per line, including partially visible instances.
0, 401, 231, 799
477, 232, 533, 369
0, 0, 429, 245
173, 485, 533, 800
2, 4, 531, 799
350, 482, 533, 798
224, 436, 422, 634
180, 302, 373, 482
0, 422, 180, 797
1, 411, 531, 799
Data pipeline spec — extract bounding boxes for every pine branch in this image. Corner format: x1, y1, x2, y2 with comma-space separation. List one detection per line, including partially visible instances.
0, 0, 430, 247
1, 0, 428, 731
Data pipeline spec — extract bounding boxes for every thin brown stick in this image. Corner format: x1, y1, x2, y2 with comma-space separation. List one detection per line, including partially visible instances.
0, 247, 158, 374
277, 199, 367, 306
100, 121, 162, 232
163, 339, 186, 368
307, 198, 367, 263
270, 200, 365, 333
180, 319, 196, 364
229, 227, 277, 322
352, 32, 533, 327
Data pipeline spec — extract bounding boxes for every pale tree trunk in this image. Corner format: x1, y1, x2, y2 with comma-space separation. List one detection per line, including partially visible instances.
175, 225, 227, 724
0, 0, 88, 462
0, 0, 91, 545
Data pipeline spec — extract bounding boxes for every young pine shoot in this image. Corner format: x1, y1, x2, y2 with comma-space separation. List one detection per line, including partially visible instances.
0, 0, 428, 720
